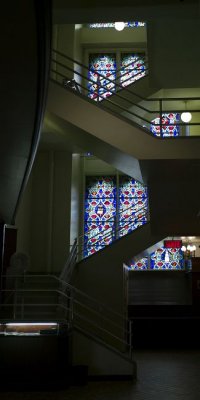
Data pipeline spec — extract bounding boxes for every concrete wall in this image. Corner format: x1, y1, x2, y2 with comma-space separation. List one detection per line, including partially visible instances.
70, 154, 82, 245
16, 150, 72, 273
53, 24, 75, 80
80, 25, 146, 47
73, 329, 136, 377
129, 271, 192, 305
148, 20, 200, 88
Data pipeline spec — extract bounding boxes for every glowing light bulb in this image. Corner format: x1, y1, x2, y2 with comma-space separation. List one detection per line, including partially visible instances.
181, 112, 192, 123
181, 245, 186, 252
114, 22, 125, 31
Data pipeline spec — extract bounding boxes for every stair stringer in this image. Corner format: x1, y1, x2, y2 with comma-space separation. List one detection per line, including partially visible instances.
73, 325, 136, 378
47, 81, 200, 160
43, 110, 144, 183
102, 75, 160, 114
72, 223, 165, 318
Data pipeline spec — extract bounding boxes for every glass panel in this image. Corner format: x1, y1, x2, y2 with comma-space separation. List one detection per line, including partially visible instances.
120, 53, 146, 87
150, 113, 180, 137
119, 176, 148, 238
84, 176, 116, 256
150, 247, 184, 270
128, 257, 148, 270
88, 22, 146, 28
88, 54, 116, 101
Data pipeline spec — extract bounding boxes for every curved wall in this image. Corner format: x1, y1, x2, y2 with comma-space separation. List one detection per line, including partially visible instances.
0, 0, 51, 223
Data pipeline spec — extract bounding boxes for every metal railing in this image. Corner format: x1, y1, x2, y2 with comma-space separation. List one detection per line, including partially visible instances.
59, 238, 77, 283
0, 274, 133, 359
50, 49, 200, 137
79, 204, 150, 259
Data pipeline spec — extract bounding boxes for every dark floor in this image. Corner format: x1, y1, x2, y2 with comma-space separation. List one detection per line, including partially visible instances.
1, 349, 200, 399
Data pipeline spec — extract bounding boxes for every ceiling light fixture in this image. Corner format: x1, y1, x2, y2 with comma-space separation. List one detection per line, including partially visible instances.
181, 112, 192, 123
114, 22, 125, 31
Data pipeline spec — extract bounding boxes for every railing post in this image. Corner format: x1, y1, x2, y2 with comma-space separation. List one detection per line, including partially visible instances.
129, 320, 133, 358
70, 288, 74, 325
159, 99, 163, 137
97, 74, 100, 103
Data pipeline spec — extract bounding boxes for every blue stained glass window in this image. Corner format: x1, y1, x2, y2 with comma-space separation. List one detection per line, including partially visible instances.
150, 113, 180, 137
119, 176, 148, 237
88, 54, 116, 101
120, 53, 146, 87
88, 22, 146, 28
84, 177, 116, 257
150, 247, 184, 270
128, 257, 148, 270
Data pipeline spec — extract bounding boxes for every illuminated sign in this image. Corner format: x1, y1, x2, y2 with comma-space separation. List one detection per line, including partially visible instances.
164, 240, 182, 249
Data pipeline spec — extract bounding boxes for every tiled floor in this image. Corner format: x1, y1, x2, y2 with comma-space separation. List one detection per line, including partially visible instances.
1, 349, 200, 399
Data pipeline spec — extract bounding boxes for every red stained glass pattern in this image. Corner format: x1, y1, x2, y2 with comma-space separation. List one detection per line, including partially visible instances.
88, 54, 116, 101
84, 177, 116, 256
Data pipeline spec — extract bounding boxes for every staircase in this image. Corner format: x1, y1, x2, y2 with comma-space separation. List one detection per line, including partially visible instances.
47, 82, 200, 163
0, 274, 136, 381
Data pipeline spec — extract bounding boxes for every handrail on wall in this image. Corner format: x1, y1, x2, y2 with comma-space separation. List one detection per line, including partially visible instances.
51, 49, 200, 137
0, 274, 133, 359
79, 206, 150, 259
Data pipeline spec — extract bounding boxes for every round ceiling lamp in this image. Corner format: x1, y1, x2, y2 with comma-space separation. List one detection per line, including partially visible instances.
180, 112, 192, 123
114, 22, 125, 31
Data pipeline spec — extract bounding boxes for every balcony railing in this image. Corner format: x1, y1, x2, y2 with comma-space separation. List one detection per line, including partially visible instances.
50, 49, 200, 138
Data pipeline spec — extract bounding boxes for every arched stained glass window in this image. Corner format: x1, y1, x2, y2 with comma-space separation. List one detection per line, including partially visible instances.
150, 247, 184, 270
88, 53, 116, 101
150, 113, 180, 137
84, 176, 116, 257
120, 53, 146, 87
119, 176, 148, 237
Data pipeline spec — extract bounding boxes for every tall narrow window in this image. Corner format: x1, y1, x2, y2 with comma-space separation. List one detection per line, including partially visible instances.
88, 53, 116, 101
84, 176, 116, 257
119, 176, 148, 237
84, 175, 148, 257
120, 53, 146, 87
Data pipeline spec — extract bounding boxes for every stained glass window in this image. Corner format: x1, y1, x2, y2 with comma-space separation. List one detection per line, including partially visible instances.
150, 247, 184, 270
150, 113, 180, 137
84, 176, 116, 257
88, 22, 146, 28
119, 176, 148, 237
128, 257, 148, 270
88, 54, 116, 101
120, 53, 146, 87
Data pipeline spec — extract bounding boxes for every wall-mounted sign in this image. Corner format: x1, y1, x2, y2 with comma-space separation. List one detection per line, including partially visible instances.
164, 240, 182, 249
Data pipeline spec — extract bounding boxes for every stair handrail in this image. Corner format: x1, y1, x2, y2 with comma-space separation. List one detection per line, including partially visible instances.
52, 49, 148, 82
51, 49, 200, 127
51, 54, 200, 140
59, 238, 77, 283
80, 211, 150, 258
51, 64, 200, 120
2, 274, 130, 323
51, 64, 152, 120
0, 286, 129, 339
78, 201, 147, 241
78, 205, 149, 258
52, 49, 148, 102
52, 49, 200, 103
1, 274, 133, 356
